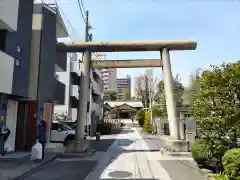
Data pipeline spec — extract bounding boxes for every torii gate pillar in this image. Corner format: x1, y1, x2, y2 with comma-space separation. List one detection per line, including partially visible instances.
161, 48, 180, 139
161, 48, 189, 152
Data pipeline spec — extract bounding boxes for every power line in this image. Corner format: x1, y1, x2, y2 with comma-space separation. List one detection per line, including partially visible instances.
80, 0, 86, 15
41, 0, 102, 61
77, 0, 86, 23
74, 0, 102, 61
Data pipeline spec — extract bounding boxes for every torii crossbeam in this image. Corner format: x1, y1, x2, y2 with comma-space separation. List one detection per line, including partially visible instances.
57, 40, 197, 52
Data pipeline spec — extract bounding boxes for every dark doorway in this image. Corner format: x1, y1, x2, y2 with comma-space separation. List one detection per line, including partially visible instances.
119, 112, 130, 119
15, 102, 37, 151
15, 102, 27, 151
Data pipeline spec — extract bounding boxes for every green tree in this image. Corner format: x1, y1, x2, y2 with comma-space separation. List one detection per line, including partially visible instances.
152, 105, 163, 117
136, 109, 145, 127
104, 89, 117, 101
123, 88, 131, 100
184, 69, 201, 106
154, 74, 184, 115
143, 111, 153, 133
192, 62, 240, 140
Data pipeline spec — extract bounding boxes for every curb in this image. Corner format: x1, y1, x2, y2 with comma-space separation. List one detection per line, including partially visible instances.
58, 149, 96, 159
13, 154, 58, 180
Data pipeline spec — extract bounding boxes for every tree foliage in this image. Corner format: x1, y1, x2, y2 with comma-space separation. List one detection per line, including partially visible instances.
184, 69, 201, 105
152, 105, 163, 117
135, 73, 158, 108
154, 74, 184, 115
192, 62, 240, 140
143, 111, 153, 133
123, 88, 131, 100
104, 89, 117, 101
136, 109, 145, 127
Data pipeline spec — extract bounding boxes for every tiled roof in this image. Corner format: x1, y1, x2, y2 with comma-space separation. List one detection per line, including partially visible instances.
105, 101, 143, 108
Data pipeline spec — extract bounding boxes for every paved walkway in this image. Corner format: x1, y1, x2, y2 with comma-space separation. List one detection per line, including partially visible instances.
0, 120, 207, 180
0, 151, 58, 180
85, 120, 169, 179
85, 120, 207, 180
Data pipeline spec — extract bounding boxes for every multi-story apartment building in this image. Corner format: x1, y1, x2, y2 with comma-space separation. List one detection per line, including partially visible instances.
116, 75, 131, 100
55, 52, 104, 136
0, 1, 68, 151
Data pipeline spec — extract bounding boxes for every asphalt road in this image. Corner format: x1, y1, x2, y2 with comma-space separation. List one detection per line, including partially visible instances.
18, 160, 97, 180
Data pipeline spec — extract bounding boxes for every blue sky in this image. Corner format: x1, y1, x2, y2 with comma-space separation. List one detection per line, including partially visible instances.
56, 0, 240, 87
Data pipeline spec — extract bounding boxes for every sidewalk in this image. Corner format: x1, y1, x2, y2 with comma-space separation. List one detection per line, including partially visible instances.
85, 121, 207, 180
6, 133, 121, 180
138, 127, 207, 180
85, 122, 171, 179
0, 151, 58, 180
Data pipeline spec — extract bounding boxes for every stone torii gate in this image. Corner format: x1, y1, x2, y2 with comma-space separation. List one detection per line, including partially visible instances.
57, 40, 197, 152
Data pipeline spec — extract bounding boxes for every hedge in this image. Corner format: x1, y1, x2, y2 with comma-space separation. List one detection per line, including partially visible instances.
222, 148, 240, 179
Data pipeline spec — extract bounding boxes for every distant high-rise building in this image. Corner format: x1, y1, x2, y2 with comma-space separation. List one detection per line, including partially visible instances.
116, 75, 131, 100
101, 68, 117, 91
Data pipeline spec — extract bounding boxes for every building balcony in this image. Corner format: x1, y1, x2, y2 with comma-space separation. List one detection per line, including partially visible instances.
0, 0, 19, 31
70, 96, 78, 109
53, 79, 65, 105
70, 61, 80, 85
55, 7, 68, 38
70, 85, 78, 98
91, 100, 103, 116
90, 71, 103, 96
34, 3, 68, 39
70, 96, 90, 112
55, 52, 67, 72
71, 72, 80, 85
92, 68, 102, 79
0, 50, 14, 94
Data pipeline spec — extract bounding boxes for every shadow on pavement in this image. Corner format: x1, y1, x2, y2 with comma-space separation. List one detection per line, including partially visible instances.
86, 139, 137, 180
85, 125, 162, 180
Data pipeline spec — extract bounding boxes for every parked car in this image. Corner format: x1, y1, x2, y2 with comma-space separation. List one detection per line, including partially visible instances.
50, 121, 75, 146
64, 121, 76, 129
63, 121, 91, 135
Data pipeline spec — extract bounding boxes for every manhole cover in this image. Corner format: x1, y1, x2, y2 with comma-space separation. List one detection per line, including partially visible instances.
108, 170, 132, 178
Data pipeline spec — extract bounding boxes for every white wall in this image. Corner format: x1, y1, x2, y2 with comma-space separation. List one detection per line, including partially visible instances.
0, 0, 19, 31
0, 51, 14, 94
54, 53, 72, 118
6, 100, 18, 151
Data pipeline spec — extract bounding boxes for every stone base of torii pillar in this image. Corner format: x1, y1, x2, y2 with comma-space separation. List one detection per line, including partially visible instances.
165, 138, 190, 152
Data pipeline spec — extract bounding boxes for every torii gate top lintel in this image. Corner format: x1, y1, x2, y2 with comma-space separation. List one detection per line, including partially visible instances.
57, 40, 197, 52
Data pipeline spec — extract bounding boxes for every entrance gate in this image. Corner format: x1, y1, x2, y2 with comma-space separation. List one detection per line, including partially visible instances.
57, 40, 197, 151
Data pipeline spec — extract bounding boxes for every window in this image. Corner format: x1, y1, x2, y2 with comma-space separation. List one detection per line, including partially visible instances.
15, 59, 21, 67
16, 44, 21, 53
59, 123, 72, 131
0, 30, 7, 51
51, 123, 58, 130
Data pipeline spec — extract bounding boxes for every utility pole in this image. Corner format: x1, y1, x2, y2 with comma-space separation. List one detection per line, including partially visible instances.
75, 10, 91, 144
147, 69, 153, 129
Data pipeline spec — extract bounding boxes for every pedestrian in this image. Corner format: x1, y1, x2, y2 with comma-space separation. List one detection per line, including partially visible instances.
3, 126, 11, 144
37, 118, 47, 159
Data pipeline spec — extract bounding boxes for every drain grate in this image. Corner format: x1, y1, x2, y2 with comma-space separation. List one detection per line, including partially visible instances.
108, 170, 132, 178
